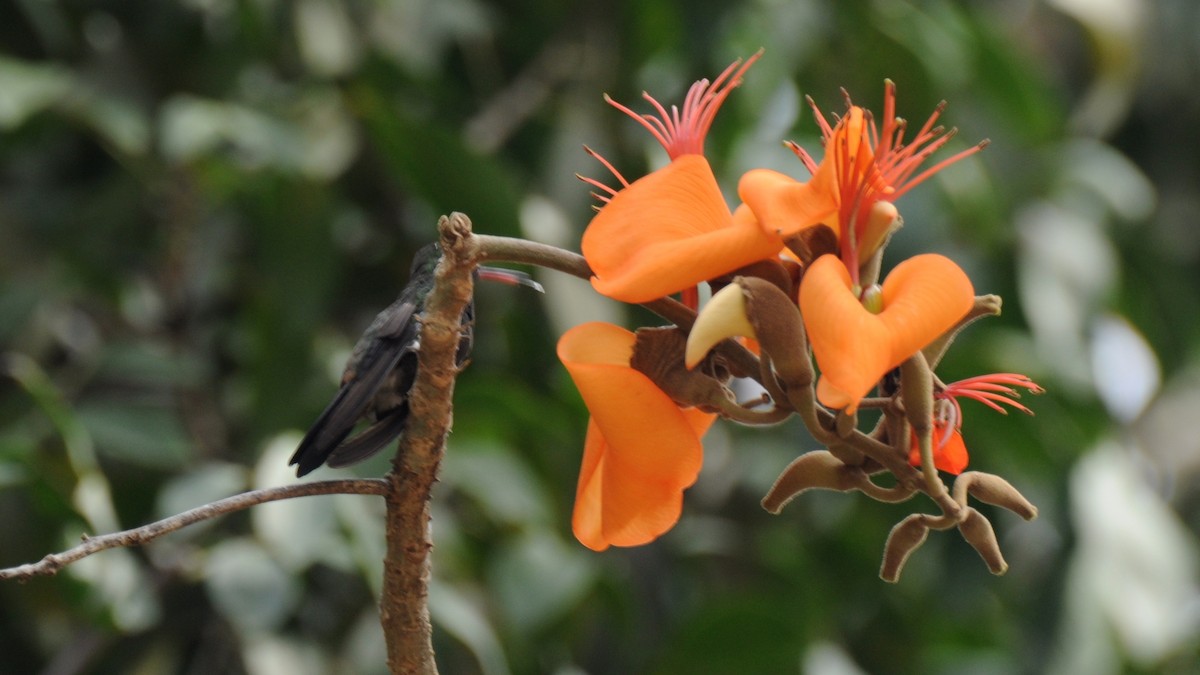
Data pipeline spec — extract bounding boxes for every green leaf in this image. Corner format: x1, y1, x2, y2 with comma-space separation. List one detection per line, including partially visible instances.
75, 402, 191, 469
204, 538, 301, 633
355, 87, 524, 237
443, 440, 553, 527
0, 56, 72, 129
486, 531, 595, 635
429, 579, 513, 675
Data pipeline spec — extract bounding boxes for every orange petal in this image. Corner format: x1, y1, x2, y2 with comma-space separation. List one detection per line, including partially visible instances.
572, 418, 608, 551
838, 108, 872, 163
800, 256, 892, 412
558, 322, 715, 550
582, 155, 782, 303
829, 107, 885, 200
908, 424, 969, 475
801, 254, 974, 412
878, 254, 975, 364
815, 377, 857, 411
738, 167, 838, 239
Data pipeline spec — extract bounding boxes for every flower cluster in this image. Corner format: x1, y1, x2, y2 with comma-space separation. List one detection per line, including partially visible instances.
558, 53, 1041, 579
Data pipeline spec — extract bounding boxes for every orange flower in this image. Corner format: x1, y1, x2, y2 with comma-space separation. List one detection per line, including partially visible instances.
740, 81, 986, 286
801, 253, 975, 413
908, 373, 1043, 475
579, 53, 783, 303
557, 322, 716, 551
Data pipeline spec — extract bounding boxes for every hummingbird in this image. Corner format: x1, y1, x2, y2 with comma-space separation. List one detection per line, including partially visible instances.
289, 243, 542, 477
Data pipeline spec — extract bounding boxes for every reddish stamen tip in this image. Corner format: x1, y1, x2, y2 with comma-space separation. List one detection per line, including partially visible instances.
784, 140, 819, 175
578, 144, 630, 205
604, 53, 763, 160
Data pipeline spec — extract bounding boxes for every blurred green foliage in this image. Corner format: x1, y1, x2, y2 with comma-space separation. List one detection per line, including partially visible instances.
3, 0, 1200, 673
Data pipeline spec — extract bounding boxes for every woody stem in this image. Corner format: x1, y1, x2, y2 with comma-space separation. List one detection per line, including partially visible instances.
473, 234, 695, 328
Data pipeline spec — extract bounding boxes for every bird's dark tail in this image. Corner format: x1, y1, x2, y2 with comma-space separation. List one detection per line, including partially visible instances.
289, 387, 358, 477
325, 404, 411, 468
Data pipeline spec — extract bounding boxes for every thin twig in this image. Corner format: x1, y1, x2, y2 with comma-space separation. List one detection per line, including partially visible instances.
473, 234, 698, 327
0, 479, 388, 581
473, 233, 591, 278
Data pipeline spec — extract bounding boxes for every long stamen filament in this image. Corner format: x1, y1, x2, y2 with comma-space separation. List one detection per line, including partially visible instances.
800, 82, 986, 260
603, 51, 762, 160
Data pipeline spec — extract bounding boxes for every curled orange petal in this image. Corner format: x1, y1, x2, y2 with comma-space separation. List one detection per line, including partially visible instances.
909, 423, 969, 475
800, 256, 892, 412
801, 254, 974, 412
738, 167, 837, 239
582, 155, 783, 303
558, 322, 716, 550
571, 418, 608, 551
878, 254, 976, 363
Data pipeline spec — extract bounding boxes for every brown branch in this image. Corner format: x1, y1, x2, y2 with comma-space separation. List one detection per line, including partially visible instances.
473, 234, 698, 327
0, 479, 388, 581
380, 214, 479, 675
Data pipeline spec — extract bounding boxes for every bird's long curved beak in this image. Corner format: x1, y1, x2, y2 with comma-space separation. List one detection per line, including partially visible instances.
476, 266, 544, 293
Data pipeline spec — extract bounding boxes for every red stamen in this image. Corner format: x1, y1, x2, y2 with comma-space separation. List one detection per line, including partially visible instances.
605, 51, 762, 160
583, 145, 630, 188
680, 285, 700, 311
890, 141, 987, 201
640, 94, 677, 143
865, 109, 881, 154
578, 177, 617, 201
877, 80, 897, 158
578, 145, 631, 206
952, 373, 1043, 391
805, 95, 836, 138
605, 94, 671, 149
798, 82, 986, 258
939, 373, 1042, 416
784, 140, 819, 175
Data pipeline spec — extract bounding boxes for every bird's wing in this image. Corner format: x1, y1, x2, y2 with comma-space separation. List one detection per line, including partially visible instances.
289, 298, 420, 476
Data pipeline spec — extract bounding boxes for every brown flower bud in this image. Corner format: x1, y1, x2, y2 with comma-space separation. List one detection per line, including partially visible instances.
740, 277, 813, 389
784, 224, 838, 267
880, 514, 930, 583
685, 276, 813, 390
761, 450, 858, 514
958, 507, 1009, 575
922, 294, 1003, 369
711, 258, 795, 298
954, 472, 1039, 521
632, 327, 734, 411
